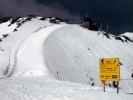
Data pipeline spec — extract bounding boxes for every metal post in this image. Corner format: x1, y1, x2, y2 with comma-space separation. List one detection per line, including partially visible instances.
102, 80, 106, 92
104, 84, 106, 92
117, 81, 119, 94
103, 81, 106, 92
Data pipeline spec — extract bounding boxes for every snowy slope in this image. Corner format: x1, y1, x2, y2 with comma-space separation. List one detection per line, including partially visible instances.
15, 24, 65, 77
43, 25, 133, 92
0, 16, 133, 99
0, 77, 132, 100
0, 17, 64, 78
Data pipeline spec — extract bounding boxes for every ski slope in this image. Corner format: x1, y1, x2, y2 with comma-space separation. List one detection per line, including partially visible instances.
0, 17, 58, 78
0, 77, 132, 100
43, 25, 133, 92
0, 17, 133, 100
15, 24, 65, 77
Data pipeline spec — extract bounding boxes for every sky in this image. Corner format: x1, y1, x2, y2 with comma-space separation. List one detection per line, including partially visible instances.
0, 0, 133, 32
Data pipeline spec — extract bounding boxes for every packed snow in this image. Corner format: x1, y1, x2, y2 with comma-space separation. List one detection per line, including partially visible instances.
0, 77, 132, 100
0, 17, 133, 100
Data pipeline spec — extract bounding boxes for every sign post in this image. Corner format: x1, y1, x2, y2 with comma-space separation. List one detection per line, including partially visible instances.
99, 58, 120, 93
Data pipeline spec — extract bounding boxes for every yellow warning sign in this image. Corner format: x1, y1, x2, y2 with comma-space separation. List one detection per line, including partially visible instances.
99, 58, 120, 81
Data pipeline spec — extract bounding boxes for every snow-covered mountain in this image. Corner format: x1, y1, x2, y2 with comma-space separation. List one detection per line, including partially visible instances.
0, 16, 133, 100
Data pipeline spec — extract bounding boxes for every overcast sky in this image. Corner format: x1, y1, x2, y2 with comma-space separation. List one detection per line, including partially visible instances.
0, 0, 133, 32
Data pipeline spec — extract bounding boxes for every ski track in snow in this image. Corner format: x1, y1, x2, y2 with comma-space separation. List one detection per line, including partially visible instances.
14, 24, 66, 77
0, 18, 58, 78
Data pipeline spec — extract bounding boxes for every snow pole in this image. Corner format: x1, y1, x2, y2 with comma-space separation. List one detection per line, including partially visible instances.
56, 72, 59, 80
